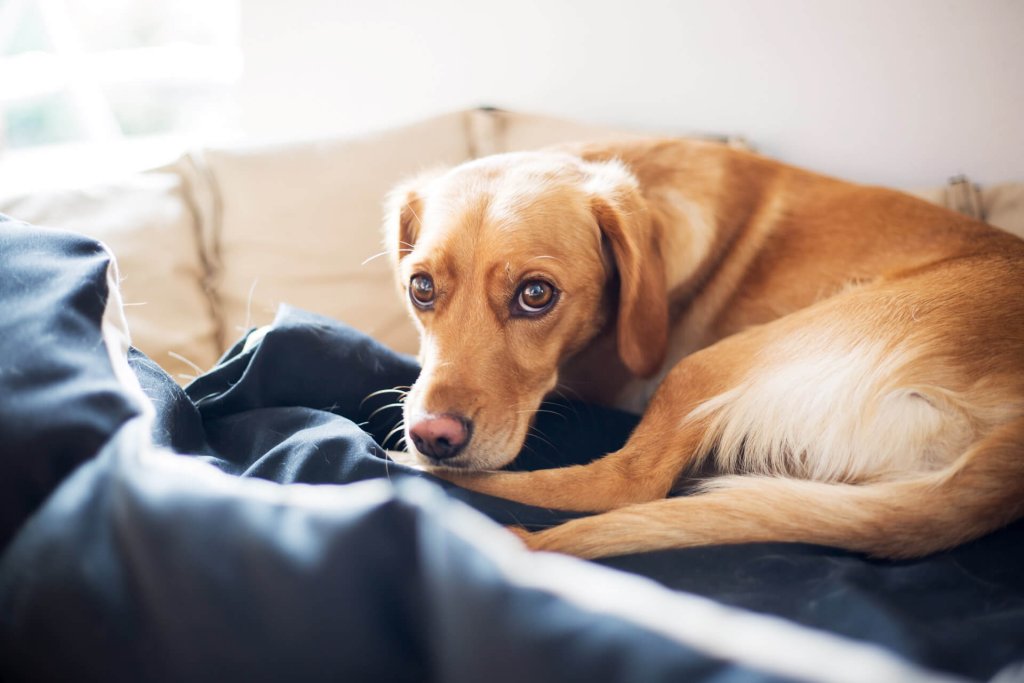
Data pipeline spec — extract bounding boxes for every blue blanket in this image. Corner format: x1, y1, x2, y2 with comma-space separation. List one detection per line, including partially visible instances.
1, 216, 1022, 682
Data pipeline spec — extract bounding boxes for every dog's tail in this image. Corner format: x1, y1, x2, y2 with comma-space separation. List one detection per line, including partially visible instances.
553, 416, 1024, 559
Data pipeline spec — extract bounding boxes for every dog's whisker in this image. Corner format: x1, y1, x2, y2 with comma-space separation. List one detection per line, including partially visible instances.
552, 385, 585, 404
382, 422, 407, 449
359, 387, 410, 410
526, 425, 559, 453
517, 441, 561, 470
360, 250, 389, 265
516, 440, 555, 468
523, 254, 561, 265
516, 408, 551, 416
549, 388, 584, 420
363, 387, 410, 399
532, 406, 569, 422
363, 248, 413, 266
366, 401, 406, 421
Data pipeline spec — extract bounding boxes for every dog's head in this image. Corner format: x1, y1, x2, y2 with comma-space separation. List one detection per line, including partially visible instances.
385, 151, 667, 469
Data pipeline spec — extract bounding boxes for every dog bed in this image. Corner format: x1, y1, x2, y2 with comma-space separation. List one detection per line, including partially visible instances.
1, 216, 1022, 682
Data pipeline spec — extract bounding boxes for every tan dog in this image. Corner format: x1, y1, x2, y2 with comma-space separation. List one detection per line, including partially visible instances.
385, 138, 1024, 560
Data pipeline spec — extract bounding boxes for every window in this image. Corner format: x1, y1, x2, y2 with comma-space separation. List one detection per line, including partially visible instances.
0, 0, 241, 192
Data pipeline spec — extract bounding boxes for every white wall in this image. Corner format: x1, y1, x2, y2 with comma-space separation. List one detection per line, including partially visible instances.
237, 0, 1023, 188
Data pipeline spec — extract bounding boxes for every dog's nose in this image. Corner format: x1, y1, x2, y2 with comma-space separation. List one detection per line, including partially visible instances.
408, 414, 472, 461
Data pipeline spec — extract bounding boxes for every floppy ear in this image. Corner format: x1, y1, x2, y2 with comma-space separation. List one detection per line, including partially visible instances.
383, 168, 448, 278
384, 183, 424, 272
588, 163, 668, 378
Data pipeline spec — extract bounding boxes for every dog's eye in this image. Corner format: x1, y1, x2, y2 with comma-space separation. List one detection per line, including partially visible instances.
409, 274, 435, 308
515, 280, 557, 315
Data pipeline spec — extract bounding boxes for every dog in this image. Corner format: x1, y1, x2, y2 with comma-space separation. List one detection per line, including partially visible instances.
384, 137, 1024, 560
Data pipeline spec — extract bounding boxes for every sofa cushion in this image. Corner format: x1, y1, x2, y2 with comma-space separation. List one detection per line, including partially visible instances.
908, 177, 1024, 240
0, 173, 219, 381
983, 182, 1024, 239
467, 108, 753, 155
196, 111, 476, 357
466, 108, 646, 156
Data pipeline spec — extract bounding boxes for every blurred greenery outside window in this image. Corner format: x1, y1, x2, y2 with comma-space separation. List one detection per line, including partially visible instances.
0, 0, 240, 160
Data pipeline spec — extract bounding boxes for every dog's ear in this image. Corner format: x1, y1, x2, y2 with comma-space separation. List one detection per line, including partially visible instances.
384, 168, 450, 270
384, 183, 424, 269
588, 162, 668, 378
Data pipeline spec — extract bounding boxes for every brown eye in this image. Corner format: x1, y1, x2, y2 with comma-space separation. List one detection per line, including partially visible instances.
515, 280, 557, 315
409, 274, 435, 308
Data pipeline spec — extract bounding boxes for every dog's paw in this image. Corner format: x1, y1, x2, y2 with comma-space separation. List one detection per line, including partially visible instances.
505, 525, 536, 547
386, 449, 426, 469
428, 467, 495, 491
504, 525, 570, 554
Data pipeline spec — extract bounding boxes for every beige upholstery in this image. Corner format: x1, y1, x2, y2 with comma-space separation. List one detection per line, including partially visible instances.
2, 108, 1020, 384
983, 182, 1024, 239
467, 108, 752, 155
909, 177, 1024, 240
0, 173, 219, 381
466, 109, 647, 156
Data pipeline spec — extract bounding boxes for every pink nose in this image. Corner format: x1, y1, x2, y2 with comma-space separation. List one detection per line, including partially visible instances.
408, 414, 472, 461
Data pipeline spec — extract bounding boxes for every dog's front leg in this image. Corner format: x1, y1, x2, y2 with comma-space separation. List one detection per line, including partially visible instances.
432, 394, 714, 512
431, 450, 666, 513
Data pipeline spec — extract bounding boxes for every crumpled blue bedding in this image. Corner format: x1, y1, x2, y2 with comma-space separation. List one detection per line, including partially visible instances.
1, 216, 1022, 682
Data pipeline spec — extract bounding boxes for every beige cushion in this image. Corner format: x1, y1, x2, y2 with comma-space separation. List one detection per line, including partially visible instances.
0, 173, 220, 381
197, 111, 476, 356
908, 177, 1024, 240
983, 182, 1024, 240
466, 109, 646, 156
906, 186, 947, 208
906, 176, 984, 221
467, 108, 754, 155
